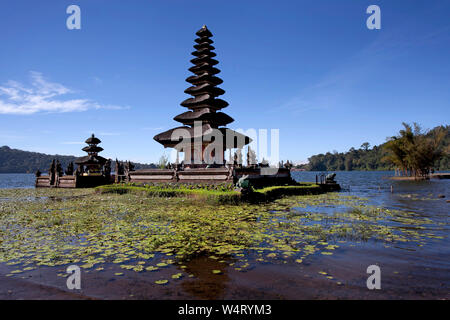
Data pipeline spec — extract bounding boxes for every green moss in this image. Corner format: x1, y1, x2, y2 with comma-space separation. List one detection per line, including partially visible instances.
96, 183, 325, 204
96, 184, 241, 204
250, 184, 322, 202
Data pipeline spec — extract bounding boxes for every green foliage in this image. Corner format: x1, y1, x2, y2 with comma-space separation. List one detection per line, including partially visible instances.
97, 183, 326, 204
97, 183, 241, 204
157, 154, 169, 169
305, 125, 449, 172
252, 184, 321, 201
384, 123, 448, 177
307, 145, 391, 171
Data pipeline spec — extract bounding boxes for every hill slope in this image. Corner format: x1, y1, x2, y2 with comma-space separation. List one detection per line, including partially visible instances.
0, 146, 156, 173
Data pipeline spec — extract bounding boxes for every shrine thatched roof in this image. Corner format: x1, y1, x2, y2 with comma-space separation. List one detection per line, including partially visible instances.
75, 155, 107, 165
154, 124, 251, 149
85, 134, 101, 145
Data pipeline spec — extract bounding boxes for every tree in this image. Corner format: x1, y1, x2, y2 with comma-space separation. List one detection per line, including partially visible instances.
361, 142, 371, 151
158, 154, 169, 169
384, 123, 446, 178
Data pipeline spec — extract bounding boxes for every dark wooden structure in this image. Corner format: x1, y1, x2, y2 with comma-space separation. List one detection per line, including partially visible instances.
153, 26, 251, 166
35, 134, 112, 188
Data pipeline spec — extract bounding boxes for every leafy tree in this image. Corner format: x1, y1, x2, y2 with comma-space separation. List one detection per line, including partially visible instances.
158, 154, 169, 169
304, 124, 448, 172
361, 142, 371, 151
384, 123, 446, 177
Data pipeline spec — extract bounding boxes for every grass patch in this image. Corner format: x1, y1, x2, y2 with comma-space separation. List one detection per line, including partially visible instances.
97, 183, 324, 204
96, 184, 241, 204
250, 183, 322, 202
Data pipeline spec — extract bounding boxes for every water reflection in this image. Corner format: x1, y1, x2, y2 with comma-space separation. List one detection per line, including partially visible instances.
180, 255, 232, 299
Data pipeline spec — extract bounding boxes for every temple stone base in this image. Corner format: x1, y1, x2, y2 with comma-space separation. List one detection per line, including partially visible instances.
233, 167, 294, 188
128, 167, 233, 185
36, 174, 112, 188
127, 167, 294, 188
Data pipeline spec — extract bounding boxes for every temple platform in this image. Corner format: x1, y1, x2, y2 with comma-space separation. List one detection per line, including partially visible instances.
127, 167, 298, 188
36, 174, 112, 188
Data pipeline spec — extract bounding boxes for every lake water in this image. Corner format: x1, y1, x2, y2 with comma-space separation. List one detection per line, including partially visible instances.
0, 173, 36, 189
0, 172, 448, 299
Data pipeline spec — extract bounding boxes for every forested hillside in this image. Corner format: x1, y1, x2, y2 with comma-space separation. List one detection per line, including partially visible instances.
0, 146, 156, 173
304, 125, 449, 171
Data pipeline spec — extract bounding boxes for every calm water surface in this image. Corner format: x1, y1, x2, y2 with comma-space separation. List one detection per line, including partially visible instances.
0, 172, 448, 299
0, 173, 35, 189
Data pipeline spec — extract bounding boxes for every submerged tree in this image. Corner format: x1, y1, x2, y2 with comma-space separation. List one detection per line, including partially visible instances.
384, 123, 446, 178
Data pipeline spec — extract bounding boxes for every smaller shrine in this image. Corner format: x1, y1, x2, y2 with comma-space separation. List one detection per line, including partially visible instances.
75, 134, 108, 176
35, 134, 112, 188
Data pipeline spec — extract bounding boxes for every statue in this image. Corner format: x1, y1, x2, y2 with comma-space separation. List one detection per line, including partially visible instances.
237, 174, 250, 189
104, 159, 111, 177
49, 159, 56, 176
234, 149, 243, 167
260, 158, 269, 167
325, 173, 336, 184
49, 159, 56, 185
56, 160, 63, 176
247, 146, 257, 167
284, 160, 293, 170
65, 162, 74, 176
125, 161, 135, 173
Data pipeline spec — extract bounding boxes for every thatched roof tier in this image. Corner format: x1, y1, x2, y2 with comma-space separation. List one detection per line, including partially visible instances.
186, 73, 223, 86
85, 134, 101, 145
190, 56, 219, 65
184, 83, 225, 97
194, 37, 213, 44
193, 43, 215, 51
75, 155, 107, 165
188, 65, 220, 76
174, 109, 233, 126
196, 26, 213, 37
82, 145, 104, 153
154, 124, 251, 149
180, 96, 229, 110
191, 49, 216, 57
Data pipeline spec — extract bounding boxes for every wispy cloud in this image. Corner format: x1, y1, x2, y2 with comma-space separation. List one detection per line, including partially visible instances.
0, 72, 127, 115
142, 127, 164, 131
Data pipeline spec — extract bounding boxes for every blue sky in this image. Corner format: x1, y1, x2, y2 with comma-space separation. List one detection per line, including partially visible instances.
0, 0, 449, 164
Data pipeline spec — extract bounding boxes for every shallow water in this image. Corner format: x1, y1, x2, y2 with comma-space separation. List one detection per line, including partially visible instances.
0, 172, 448, 299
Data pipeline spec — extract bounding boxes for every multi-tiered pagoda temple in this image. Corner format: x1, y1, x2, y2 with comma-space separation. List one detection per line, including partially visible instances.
75, 134, 107, 175
154, 25, 251, 166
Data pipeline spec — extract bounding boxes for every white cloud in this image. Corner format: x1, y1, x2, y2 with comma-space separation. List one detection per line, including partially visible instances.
0, 72, 127, 115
